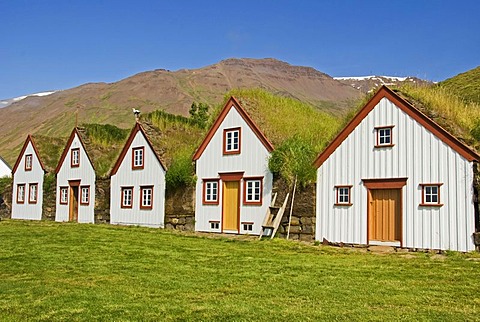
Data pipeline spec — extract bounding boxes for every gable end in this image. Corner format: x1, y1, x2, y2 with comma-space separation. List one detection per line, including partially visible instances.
12, 135, 46, 174
313, 86, 480, 168
192, 96, 273, 161
54, 128, 94, 174
110, 122, 166, 176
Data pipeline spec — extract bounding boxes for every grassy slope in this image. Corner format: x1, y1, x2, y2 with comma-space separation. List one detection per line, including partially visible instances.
1, 220, 479, 321
440, 66, 480, 104
397, 84, 480, 152
219, 89, 342, 152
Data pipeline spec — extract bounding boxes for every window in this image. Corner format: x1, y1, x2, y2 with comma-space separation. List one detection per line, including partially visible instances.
60, 187, 68, 205
28, 183, 38, 204
244, 178, 263, 205
121, 187, 133, 208
80, 186, 90, 205
25, 154, 32, 171
203, 179, 219, 205
132, 147, 144, 169
210, 221, 220, 230
223, 128, 241, 155
17, 184, 25, 204
335, 185, 352, 206
140, 186, 153, 209
71, 148, 80, 167
375, 126, 394, 147
242, 222, 254, 231
420, 183, 443, 206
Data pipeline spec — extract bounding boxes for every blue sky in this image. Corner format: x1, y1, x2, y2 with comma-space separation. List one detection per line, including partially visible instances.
1, 0, 479, 99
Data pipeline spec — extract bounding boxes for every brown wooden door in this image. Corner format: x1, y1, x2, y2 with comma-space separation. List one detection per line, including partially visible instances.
223, 181, 240, 231
69, 185, 79, 222
369, 189, 401, 242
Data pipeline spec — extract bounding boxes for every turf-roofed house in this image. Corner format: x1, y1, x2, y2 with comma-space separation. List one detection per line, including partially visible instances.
193, 96, 274, 235
314, 86, 480, 252
110, 122, 166, 228
55, 128, 97, 223
11, 135, 46, 220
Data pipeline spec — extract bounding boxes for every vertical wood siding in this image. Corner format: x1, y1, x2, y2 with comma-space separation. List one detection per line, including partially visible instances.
195, 106, 273, 235
55, 133, 96, 223
110, 131, 166, 228
11, 141, 44, 220
0, 159, 10, 178
316, 97, 476, 251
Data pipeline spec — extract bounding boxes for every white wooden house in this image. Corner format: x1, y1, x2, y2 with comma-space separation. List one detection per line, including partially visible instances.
11, 135, 44, 220
314, 86, 480, 252
110, 122, 166, 228
55, 128, 96, 223
0, 156, 11, 178
193, 96, 274, 235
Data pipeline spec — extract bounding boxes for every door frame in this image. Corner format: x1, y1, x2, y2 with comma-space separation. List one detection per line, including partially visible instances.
363, 178, 407, 247
68, 180, 81, 222
219, 172, 243, 233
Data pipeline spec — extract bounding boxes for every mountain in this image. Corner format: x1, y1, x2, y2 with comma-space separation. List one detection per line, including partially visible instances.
0, 91, 57, 109
335, 75, 431, 93
439, 66, 480, 104
0, 58, 361, 164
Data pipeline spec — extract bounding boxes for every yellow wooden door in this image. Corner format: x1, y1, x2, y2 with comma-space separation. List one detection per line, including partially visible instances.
223, 181, 239, 231
369, 189, 401, 242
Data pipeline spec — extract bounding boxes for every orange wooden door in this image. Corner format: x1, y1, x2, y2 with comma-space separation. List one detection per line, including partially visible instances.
223, 181, 239, 231
369, 189, 401, 242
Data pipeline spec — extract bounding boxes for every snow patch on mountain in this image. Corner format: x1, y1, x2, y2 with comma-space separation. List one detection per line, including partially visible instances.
334, 75, 409, 82
0, 91, 57, 108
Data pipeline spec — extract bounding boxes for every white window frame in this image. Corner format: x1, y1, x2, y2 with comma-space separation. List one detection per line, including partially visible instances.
210, 221, 220, 230
132, 147, 144, 169
203, 180, 219, 204
25, 154, 33, 171
28, 183, 38, 204
223, 128, 241, 154
335, 185, 352, 206
140, 186, 153, 209
242, 222, 254, 231
420, 183, 443, 206
17, 184, 25, 204
80, 186, 90, 205
60, 187, 68, 204
121, 187, 133, 208
375, 126, 394, 147
244, 178, 262, 205
71, 148, 80, 167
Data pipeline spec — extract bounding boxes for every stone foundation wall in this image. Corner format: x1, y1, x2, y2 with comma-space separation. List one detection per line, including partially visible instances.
95, 178, 111, 224
164, 185, 195, 231
272, 177, 316, 242
0, 181, 12, 219
41, 175, 56, 220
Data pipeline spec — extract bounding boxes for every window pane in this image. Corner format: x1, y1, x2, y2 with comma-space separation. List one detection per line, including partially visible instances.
423, 185, 440, 204
246, 180, 261, 202
225, 130, 239, 152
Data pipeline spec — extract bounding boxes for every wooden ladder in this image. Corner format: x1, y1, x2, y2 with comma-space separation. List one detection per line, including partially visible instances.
259, 192, 290, 239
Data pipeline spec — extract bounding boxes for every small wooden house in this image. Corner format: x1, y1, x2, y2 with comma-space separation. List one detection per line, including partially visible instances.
0, 155, 11, 178
110, 122, 166, 228
55, 128, 96, 223
193, 96, 274, 235
314, 86, 480, 252
11, 136, 44, 220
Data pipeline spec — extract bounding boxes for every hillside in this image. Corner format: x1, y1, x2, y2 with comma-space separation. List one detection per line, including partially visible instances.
439, 66, 480, 104
0, 58, 361, 164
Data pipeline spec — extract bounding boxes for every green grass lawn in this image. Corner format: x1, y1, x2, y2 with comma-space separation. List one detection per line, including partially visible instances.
1, 220, 480, 321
